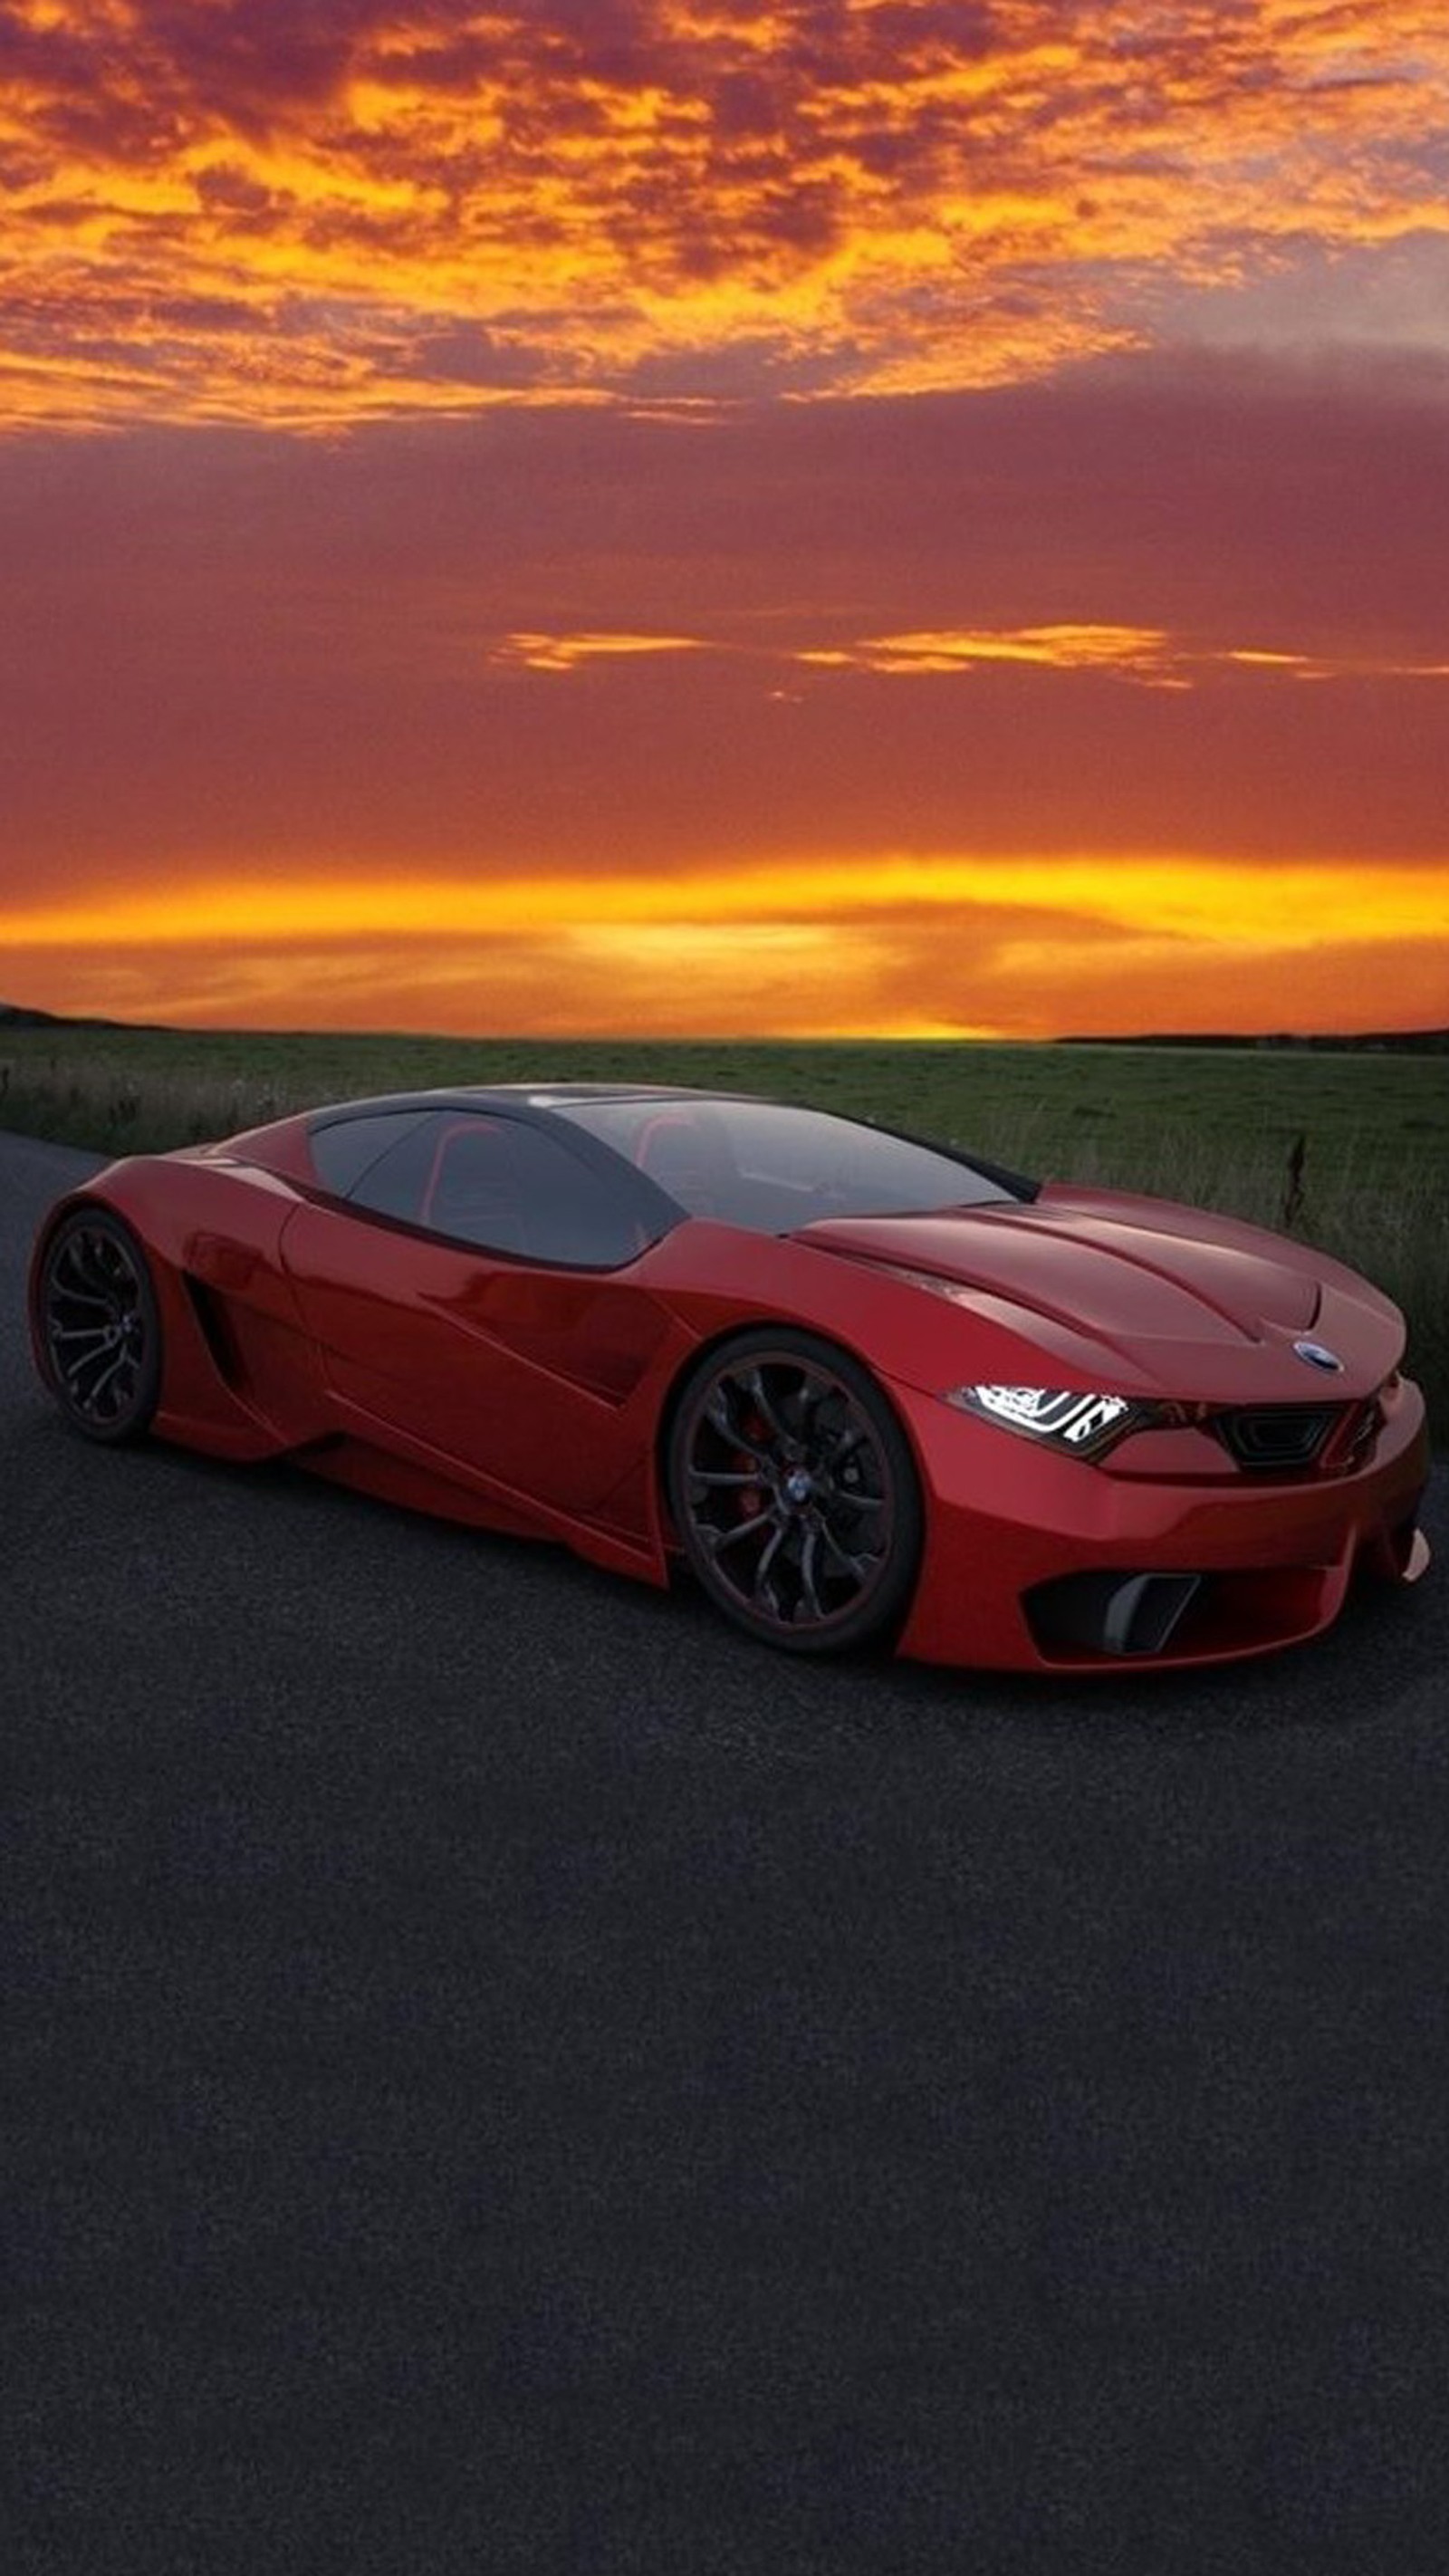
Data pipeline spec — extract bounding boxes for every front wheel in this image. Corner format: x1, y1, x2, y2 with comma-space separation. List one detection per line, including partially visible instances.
34, 1207, 162, 1444
667, 1328, 923, 1654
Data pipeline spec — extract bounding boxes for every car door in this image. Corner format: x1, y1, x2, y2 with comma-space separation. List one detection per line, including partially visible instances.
281, 1108, 686, 1520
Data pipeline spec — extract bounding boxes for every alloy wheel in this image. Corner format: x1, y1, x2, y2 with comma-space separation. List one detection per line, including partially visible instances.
670, 1333, 920, 1651
39, 1214, 159, 1441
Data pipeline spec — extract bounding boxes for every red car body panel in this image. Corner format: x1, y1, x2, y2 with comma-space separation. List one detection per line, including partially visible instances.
889, 1372, 1426, 1669
29, 1094, 1432, 1674
278, 1191, 690, 1576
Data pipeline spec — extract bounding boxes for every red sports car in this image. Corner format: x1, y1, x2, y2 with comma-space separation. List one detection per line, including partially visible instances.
29, 1084, 1430, 1672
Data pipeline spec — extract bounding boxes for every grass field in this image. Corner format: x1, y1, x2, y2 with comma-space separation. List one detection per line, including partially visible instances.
4, 1023, 1445, 1440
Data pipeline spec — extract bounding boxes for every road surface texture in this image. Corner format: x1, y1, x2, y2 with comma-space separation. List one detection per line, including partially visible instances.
5, 1129, 1447, 2576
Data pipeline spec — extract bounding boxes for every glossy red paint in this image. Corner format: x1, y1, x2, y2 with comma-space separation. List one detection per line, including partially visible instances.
28, 1090, 1432, 1674
888, 1370, 1426, 1670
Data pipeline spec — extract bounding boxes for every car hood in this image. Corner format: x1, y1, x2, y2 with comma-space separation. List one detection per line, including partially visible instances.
793, 1184, 1406, 1396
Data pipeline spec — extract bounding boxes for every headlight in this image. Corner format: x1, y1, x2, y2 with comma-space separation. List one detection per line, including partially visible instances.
945, 1383, 1147, 1459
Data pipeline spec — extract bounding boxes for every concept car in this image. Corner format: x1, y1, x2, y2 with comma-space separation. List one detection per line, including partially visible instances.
29, 1084, 1430, 1672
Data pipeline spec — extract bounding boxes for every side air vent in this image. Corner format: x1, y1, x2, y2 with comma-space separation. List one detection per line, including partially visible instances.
182, 1273, 243, 1389
1214, 1406, 1341, 1471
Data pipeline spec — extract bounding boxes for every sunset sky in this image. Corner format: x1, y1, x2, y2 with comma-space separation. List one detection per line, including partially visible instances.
2, 0, 1447, 1037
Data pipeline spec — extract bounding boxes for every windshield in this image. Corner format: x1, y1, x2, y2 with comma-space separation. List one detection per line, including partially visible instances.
552, 1096, 1023, 1234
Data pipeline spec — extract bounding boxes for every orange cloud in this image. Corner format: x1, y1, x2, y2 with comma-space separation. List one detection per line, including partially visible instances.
5, 904, 1447, 1042
5, 849, 1446, 1043
8, 850, 1440, 948
478, 618, 1449, 687
489, 630, 708, 671
797, 623, 1178, 678
792, 625, 1449, 685
3, 1, 1447, 428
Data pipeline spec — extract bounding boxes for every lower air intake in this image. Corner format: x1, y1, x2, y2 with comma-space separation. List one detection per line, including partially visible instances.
1214, 1406, 1340, 1471
1027, 1570, 1204, 1659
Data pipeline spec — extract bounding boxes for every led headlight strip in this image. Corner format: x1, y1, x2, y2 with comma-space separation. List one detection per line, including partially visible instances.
869, 1261, 1154, 1461
945, 1384, 1141, 1458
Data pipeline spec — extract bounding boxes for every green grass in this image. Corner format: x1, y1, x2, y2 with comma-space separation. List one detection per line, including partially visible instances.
4, 1025, 1445, 1442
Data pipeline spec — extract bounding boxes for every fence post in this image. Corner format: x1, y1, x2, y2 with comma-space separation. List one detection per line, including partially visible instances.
1281, 1131, 1307, 1230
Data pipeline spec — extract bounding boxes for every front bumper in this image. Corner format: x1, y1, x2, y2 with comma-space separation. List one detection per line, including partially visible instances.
892, 1371, 1431, 1673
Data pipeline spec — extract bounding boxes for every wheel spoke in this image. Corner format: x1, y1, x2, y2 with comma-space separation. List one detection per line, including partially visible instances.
69, 1235, 116, 1294
794, 1523, 823, 1622
742, 1367, 793, 1445
751, 1523, 787, 1612
51, 1278, 112, 1314
706, 1509, 776, 1555
688, 1468, 762, 1491
819, 1521, 872, 1583
76, 1349, 128, 1413
825, 1421, 867, 1468
704, 1387, 771, 1462
62, 1346, 111, 1395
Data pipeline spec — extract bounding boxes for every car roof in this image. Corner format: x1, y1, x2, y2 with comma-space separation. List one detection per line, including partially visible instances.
307, 1082, 753, 1124
292, 1083, 1039, 1207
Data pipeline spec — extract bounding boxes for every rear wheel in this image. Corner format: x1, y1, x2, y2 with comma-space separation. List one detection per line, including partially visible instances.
667, 1328, 923, 1653
36, 1208, 161, 1444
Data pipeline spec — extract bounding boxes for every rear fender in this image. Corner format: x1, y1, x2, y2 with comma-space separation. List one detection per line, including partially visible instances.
32, 1159, 331, 1460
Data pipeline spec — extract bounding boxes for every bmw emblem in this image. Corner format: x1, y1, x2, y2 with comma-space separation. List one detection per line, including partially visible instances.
1292, 1340, 1343, 1374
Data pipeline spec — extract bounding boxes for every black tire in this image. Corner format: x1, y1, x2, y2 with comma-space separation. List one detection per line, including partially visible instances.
667, 1326, 924, 1654
34, 1207, 162, 1445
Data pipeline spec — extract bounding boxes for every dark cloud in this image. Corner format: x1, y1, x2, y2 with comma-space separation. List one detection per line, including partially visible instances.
192, 165, 277, 218
131, 0, 396, 122
3, 0, 1444, 427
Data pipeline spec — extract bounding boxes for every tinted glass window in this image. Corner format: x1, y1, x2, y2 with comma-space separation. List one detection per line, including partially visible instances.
350, 1110, 651, 1266
310, 1110, 430, 1195
554, 1097, 1021, 1231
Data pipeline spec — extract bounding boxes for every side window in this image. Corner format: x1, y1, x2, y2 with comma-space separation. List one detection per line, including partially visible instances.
310, 1110, 430, 1196
350, 1112, 648, 1267
348, 1113, 453, 1225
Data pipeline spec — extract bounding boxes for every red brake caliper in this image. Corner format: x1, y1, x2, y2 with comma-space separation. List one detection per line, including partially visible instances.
735, 1408, 768, 1522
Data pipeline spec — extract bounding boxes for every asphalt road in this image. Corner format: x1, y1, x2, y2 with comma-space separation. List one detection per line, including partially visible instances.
5, 1129, 1448, 2576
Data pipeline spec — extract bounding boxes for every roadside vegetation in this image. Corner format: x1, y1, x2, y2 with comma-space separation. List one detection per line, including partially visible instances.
3, 1024, 1444, 1441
